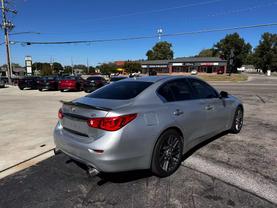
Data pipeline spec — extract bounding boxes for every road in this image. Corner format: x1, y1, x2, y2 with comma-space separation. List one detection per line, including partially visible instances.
0, 74, 276, 208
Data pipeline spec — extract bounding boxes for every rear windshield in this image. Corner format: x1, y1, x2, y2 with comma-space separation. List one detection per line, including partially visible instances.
87, 76, 102, 81
87, 81, 153, 100
42, 76, 55, 80
63, 76, 76, 80
110, 77, 126, 81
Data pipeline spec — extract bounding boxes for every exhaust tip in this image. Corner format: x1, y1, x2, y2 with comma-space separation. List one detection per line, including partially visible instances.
87, 166, 99, 177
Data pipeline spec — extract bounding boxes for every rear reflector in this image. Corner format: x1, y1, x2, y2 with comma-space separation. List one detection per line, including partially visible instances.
87, 114, 137, 131
58, 108, 63, 119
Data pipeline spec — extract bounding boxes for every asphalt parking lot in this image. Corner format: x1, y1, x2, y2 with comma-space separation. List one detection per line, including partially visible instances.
0, 74, 276, 208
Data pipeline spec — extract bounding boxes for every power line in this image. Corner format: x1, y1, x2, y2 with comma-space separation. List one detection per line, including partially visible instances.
12, 22, 277, 46
10, 31, 41, 35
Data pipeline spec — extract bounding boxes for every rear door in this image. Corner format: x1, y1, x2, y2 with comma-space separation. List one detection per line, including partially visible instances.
188, 78, 228, 135
157, 78, 208, 146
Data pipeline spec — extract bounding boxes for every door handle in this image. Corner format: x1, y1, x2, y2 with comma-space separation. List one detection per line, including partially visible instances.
205, 105, 214, 111
174, 109, 184, 116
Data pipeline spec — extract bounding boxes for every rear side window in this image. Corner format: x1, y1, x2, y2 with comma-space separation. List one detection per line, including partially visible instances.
157, 79, 193, 102
87, 81, 153, 100
87, 76, 102, 81
189, 79, 218, 99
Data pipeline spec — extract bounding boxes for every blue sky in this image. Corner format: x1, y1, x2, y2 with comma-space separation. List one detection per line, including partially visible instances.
1, 0, 277, 66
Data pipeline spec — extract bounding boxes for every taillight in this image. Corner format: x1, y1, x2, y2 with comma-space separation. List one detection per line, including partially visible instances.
58, 108, 63, 119
87, 114, 137, 131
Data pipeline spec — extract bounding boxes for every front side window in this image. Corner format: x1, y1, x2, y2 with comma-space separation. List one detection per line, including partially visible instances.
189, 78, 218, 99
157, 79, 193, 102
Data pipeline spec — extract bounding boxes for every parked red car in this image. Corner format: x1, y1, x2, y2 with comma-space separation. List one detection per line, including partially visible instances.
58, 76, 83, 92
217, 68, 225, 74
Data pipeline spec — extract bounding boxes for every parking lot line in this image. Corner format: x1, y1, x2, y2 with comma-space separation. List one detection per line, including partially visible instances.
183, 155, 277, 205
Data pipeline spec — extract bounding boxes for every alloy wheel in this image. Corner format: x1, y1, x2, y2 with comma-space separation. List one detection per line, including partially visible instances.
235, 108, 243, 131
159, 135, 182, 173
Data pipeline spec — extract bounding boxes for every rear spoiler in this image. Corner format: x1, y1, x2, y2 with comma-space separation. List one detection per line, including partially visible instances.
60, 100, 111, 111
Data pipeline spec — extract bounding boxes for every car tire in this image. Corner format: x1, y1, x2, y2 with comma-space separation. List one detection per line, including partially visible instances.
60, 89, 64, 92
39, 88, 42, 91
19, 87, 24, 90
151, 129, 183, 178
230, 106, 243, 134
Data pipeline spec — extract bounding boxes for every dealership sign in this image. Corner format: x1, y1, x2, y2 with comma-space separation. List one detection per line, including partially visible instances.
141, 65, 168, 68
25, 56, 32, 75
200, 62, 219, 66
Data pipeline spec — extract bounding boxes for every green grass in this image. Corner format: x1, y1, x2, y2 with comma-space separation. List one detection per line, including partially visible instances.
196, 74, 248, 82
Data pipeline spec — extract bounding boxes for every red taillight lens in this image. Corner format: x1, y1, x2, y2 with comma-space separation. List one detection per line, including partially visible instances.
87, 114, 137, 131
58, 109, 63, 119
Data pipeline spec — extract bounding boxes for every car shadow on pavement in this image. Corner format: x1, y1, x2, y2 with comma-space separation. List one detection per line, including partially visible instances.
182, 131, 229, 161
1, 130, 274, 208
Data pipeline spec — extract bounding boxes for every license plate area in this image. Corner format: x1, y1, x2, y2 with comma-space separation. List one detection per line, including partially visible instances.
63, 117, 88, 135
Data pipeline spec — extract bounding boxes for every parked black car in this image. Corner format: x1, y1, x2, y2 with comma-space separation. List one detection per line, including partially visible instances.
0, 77, 6, 88
83, 75, 107, 93
38, 76, 60, 91
18, 76, 40, 90
109, 76, 127, 83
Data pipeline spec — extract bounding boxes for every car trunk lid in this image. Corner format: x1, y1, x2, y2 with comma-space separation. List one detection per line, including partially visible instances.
60, 97, 133, 141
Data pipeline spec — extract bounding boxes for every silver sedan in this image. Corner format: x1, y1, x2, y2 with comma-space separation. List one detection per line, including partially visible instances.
54, 76, 243, 177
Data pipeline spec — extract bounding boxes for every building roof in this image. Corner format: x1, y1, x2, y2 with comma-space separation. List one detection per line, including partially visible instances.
173, 57, 226, 63
13, 67, 25, 73
140, 60, 170, 65
140, 57, 226, 65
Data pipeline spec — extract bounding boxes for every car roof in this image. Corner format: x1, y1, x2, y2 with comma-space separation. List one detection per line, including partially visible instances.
124, 75, 172, 83
123, 75, 198, 83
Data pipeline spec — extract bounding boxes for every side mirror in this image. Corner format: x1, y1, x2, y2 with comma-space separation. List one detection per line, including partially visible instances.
220, 91, 228, 98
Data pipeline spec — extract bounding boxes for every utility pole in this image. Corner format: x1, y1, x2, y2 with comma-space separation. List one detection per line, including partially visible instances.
1, 0, 16, 84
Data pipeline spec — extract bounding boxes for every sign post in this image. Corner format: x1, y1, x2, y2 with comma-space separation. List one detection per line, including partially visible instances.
25, 56, 32, 76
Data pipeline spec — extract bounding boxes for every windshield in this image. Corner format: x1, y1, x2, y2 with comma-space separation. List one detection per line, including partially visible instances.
87, 81, 153, 100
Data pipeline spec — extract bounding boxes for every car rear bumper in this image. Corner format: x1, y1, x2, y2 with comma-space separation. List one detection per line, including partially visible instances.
83, 85, 98, 92
39, 84, 57, 90
59, 86, 77, 90
53, 122, 150, 172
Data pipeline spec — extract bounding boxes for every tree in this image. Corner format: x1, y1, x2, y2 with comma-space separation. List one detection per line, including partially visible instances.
52, 62, 63, 74
11, 63, 22, 68
97, 63, 117, 74
32, 62, 43, 72
253, 33, 277, 73
88, 66, 95, 74
213, 33, 252, 71
40, 63, 52, 76
123, 61, 141, 73
73, 64, 87, 70
146, 41, 174, 60
197, 48, 215, 57
63, 66, 73, 74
